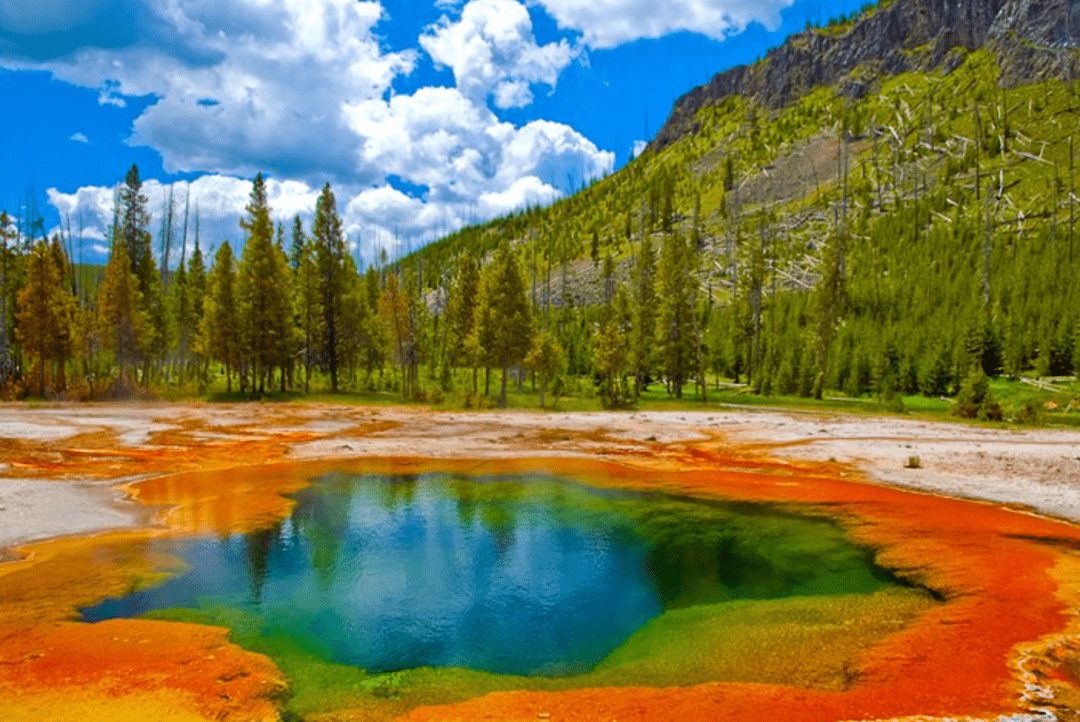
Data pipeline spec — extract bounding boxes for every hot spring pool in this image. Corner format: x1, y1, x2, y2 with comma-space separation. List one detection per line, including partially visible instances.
82, 471, 912, 678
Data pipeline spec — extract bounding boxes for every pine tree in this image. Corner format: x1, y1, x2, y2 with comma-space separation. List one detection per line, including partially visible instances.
170, 258, 192, 381
632, 231, 656, 395
812, 225, 848, 399
475, 243, 533, 407
655, 231, 699, 398
337, 268, 369, 389
446, 254, 480, 390
238, 173, 292, 394
118, 164, 163, 383
203, 242, 240, 393
97, 229, 146, 384
188, 229, 207, 380
119, 164, 151, 290
289, 215, 305, 270
313, 184, 346, 392
291, 216, 320, 393
377, 271, 426, 399
16, 239, 77, 394
595, 282, 634, 408
361, 265, 384, 386
525, 330, 565, 407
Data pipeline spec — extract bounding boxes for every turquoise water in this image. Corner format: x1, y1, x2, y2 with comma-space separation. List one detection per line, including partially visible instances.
81, 472, 900, 677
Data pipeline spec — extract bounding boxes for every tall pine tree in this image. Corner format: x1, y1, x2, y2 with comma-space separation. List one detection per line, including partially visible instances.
475, 243, 533, 407
98, 228, 146, 384
314, 184, 346, 392
202, 242, 240, 393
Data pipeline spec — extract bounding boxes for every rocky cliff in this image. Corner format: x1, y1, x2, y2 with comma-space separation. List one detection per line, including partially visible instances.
651, 0, 1080, 151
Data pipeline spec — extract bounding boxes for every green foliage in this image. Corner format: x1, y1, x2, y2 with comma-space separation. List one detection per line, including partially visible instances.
16, 239, 78, 394
201, 242, 240, 392
524, 330, 565, 407
473, 243, 533, 407
237, 174, 295, 395
377, 271, 428, 400
953, 366, 1003, 420
594, 283, 634, 408
313, 183, 349, 392
97, 231, 147, 381
656, 231, 701, 399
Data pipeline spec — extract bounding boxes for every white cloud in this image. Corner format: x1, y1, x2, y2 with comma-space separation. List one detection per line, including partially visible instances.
69, 132, 89, 143
343, 86, 612, 205
420, 0, 576, 109
45, 119, 609, 263
8, 0, 417, 182
534, 0, 792, 48
16, 0, 616, 258
632, 139, 647, 158
479, 175, 559, 214
46, 175, 320, 263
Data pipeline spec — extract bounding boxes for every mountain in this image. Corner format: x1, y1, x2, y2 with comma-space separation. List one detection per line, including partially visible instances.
404, 0, 1080, 409
652, 0, 1078, 151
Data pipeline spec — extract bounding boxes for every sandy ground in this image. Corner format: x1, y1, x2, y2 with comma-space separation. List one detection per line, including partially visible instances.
2, 401, 1080, 555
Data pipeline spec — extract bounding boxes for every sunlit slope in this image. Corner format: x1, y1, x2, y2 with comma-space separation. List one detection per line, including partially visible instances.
408, 12, 1080, 392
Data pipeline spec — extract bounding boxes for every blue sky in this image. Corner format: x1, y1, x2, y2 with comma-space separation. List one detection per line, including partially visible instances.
0, 0, 850, 263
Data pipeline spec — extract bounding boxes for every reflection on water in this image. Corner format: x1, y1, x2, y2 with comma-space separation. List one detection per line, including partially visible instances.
82, 472, 900, 676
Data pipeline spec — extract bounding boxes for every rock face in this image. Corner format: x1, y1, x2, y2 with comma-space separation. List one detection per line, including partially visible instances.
989, 0, 1080, 47
651, 0, 1079, 152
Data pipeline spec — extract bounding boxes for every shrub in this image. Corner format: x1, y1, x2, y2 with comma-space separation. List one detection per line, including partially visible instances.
953, 366, 1002, 420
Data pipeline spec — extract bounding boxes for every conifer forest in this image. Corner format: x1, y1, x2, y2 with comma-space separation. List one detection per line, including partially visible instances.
3, 12, 1080, 425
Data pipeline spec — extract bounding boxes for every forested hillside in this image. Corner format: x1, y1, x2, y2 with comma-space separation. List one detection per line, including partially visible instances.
1, 0, 1079, 419
397, 0, 1080, 415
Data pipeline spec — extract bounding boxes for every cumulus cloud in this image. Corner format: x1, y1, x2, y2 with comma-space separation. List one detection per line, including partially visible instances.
46, 175, 320, 264
420, 0, 577, 109
344, 87, 611, 204
46, 126, 606, 263
69, 132, 89, 143
534, 0, 792, 48
13, 0, 615, 254
4, 0, 416, 182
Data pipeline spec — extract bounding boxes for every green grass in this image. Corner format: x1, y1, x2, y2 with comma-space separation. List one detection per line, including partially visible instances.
142, 364, 1080, 430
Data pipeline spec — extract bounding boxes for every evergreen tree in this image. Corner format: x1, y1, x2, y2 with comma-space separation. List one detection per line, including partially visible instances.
632, 231, 656, 395
118, 163, 164, 382
203, 242, 240, 392
812, 226, 848, 399
238, 173, 292, 394
16, 239, 77, 394
475, 243, 533, 407
361, 265, 384, 386
595, 283, 634, 408
338, 271, 370, 389
291, 216, 320, 392
655, 231, 699, 398
119, 164, 151, 291
169, 258, 192, 381
188, 232, 208, 379
313, 184, 346, 392
446, 254, 481, 391
97, 229, 146, 383
525, 330, 565, 407
377, 271, 426, 399
289, 215, 306, 270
